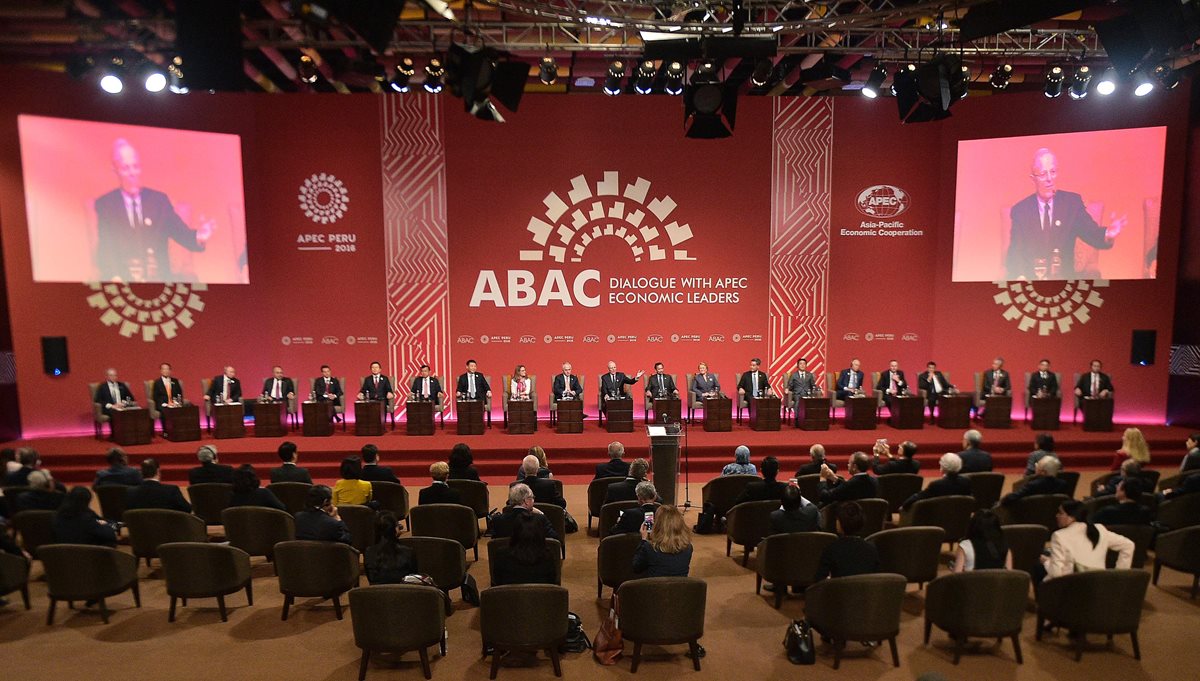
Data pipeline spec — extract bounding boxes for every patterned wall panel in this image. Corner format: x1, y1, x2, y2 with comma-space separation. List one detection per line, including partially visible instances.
380, 96, 450, 416
770, 98, 833, 386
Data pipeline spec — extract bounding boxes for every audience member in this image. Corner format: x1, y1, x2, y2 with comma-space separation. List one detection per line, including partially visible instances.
492, 512, 558, 586
722, 445, 757, 476
512, 455, 566, 508
516, 445, 552, 481
490, 483, 557, 539
359, 444, 400, 483
770, 485, 819, 534
609, 482, 660, 535
953, 510, 1011, 572
817, 451, 877, 507
14, 471, 65, 512
269, 441, 312, 484
604, 458, 650, 504
93, 448, 142, 486
958, 430, 993, 473
1, 447, 17, 476
1110, 427, 1151, 471
1096, 458, 1142, 497
1163, 472, 1200, 500
1180, 433, 1200, 473
872, 440, 920, 475
595, 441, 631, 479
448, 443, 481, 481
632, 505, 693, 577
187, 445, 234, 485
1093, 478, 1153, 526
126, 458, 191, 512
418, 462, 462, 505
229, 465, 287, 511
4, 448, 42, 487
795, 444, 836, 476
294, 485, 352, 544
1000, 456, 1068, 506
1023, 433, 1056, 476
734, 456, 787, 504
901, 453, 971, 510
332, 457, 373, 506
364, 512, 417, 584
52, 487, 117, 547
814, 502, 880, 580
1038, 500, 1134, 582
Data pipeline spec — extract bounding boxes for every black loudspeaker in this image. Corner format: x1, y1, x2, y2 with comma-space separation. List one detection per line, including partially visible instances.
1131, 330, 1157, 366
176, 0, 243, 91
41, 336, 68, 376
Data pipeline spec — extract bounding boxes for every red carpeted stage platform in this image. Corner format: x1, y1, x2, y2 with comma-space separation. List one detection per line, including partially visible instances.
4, 418, 1191, 486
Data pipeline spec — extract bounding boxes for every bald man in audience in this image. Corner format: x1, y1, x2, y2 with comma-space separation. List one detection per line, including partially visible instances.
490, 483, 559, 540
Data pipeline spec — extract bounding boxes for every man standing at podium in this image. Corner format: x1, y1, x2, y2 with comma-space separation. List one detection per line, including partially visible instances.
262, 365, 295, 402
205, 365, 242, 403
151, 362, 183, 409
552, 362, 583, 400
602, 361, 644, 419
978, 356, 1011, 418
362, 361, 397, 403
835, 358, 864, 401
94, 367, 134, 417
875, 360, 907, 396
918, 361, 951, 423
408, 364, 441, 404
1029, 358, 1059, 397
644, 362, 679, 399
456, 359, 491, 400
737, 358, 772, 399
1074, 359, 1113, 400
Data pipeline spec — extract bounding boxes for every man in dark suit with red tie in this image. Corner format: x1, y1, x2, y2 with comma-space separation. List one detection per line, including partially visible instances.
315, 365, 343, 405
875, 360, 908, 396
408, 364, 443, 404
261, 366, 296, 402
361, 361, 397, 402
205, 366, 242, 403
1074, 359, 1114, 402
1028, 358, 1059, 397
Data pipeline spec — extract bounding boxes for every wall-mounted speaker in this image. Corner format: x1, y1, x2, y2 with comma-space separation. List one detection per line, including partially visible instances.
41, 336, 68, 376
1131, 330, 1156, 366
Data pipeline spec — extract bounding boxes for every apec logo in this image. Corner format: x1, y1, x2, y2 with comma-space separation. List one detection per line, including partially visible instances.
855, 185, 910, 218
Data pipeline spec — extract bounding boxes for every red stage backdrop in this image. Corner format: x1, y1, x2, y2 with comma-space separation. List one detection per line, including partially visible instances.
0, 70, 1187, 436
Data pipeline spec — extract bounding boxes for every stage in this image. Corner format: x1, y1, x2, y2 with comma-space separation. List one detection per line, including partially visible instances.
4, 417, 1190, 486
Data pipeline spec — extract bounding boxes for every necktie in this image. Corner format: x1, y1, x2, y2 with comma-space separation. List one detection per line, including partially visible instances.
374, 375, 379, 396
1092, 373, 1098, 395
165, 378, 172, 402
110, 382, 119, 403
325, 378, 331, 395
223, 378, 230, 401
890, 373, 897, 392
752, 373, 758, 394
468, 373, 475, 397
1041, 202, 1049, 231
610, 374, 616, 394
273, 379, 281, 399
423, 378, 429, 397
994, 371, 1000, 387
659, 375, 664, 393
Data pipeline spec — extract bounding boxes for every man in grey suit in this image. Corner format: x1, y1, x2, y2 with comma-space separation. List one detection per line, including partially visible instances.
786, 358, 819, 405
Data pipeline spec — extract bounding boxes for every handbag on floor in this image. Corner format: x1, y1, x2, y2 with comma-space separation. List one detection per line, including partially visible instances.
561, 611, 592, 653
784, 619, 816, 665
592, 595, 623, 664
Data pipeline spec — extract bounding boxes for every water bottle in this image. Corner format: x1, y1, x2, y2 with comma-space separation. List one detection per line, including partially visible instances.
1050, 248, 1062, 278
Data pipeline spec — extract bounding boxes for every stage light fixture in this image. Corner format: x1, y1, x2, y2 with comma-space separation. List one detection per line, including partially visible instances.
692, 60, 717, 85
1068, 65, 1091, 100
167, 56, 188, 94
953, 64, 971, 100
389, 58, 415, 92
298, 55, 318, 84
634, 60, 656, 94
1095, 68, 1117, 96
891, 63, 916, 95
861, 65, 887, 99
423, 58, 445, 93
989, 64, 1012, 89
603, 59, 625, 95
750, 58, 772, 87
1133, 70, 1155, 97
1154, 64, 1180, 90
538, 57, 558, 85
140, 63, 167, 93
665, 61, 684, 95
1043, 66, 1064, 98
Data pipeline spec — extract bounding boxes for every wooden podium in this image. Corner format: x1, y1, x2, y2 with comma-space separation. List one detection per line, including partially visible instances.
508, 399, 536, 434
556, 399, 583, 434
213, 403, 246, 439
1081, 397, 1114, 432
887, 395, 924, 430
647, 425, 682, 506
937, 394, 972, 429
844, 396, 877, 430
255, 400, 288, 438
749, 396, 781, 431
650, 397, 682, 425
405, 400, 434, 436
302, 401, 333, 437
162, 404, 201, 442
604, 397, 634, 433
456, 399, 485, 435
1029, 396, 1061, 431
982, 395, 1013, 428
795, 396, 831, 430
703, 396, 732, 432
110, 408, 152, 445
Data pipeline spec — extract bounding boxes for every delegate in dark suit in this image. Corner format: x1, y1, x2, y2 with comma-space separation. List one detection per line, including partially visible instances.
1028, 371, 1059, 397
229, 487, 287, 512
787, 370, 818, 404
511, 477, 567, 508
188, 461, 235, 485
315, 376, 343, 406
93, 381, 135, 416
1093, 503, 1154, 526
269, 463, 313, 484
94, 465, 143, 487
646, 372, 678, 398
796, 461, 837, 476
1000, 476, 1068, 505
552, 373, 583, 400
734, 480, 788, 506
361, 464, 400, 484
817, 473, 878, 507
770, 505, 820, 534
958, 447, 993, 473
151, 376, 184, 407
836, 368, 865, 401
53, 510, 118, 547
15, 490, 66, 512
1074, 372, 1114, 398
594, 459, 630, 479
261, 376, 296, 399
364, 374, 396, 402
737, 370, 771, 398
815, 536, 879, 580
873, 458, 920, 476
981, 370, 1011, 397
489, 506, 559, 540
918, 371, 951, 407
610, 502, 660, 535
455, 372, 491, 399
875, 370, 907, 394
1006, 190, 1114, 280
207, 375, 242, 403
294, 510, 352, 544
126, 479, 192, 512
94, 187, 206, 282
603, 477, 643, 504
901, 474, 972, 510
418, 482, 461, 506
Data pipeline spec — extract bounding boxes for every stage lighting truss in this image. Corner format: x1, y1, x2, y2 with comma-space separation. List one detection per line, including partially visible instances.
1153, 64, 1180, 90
1043, 65, 1064, 98
424, 58, 445, 93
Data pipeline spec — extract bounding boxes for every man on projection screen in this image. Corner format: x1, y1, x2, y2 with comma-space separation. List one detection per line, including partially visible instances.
1005, 147, 1124, 281
94, 138, 214, 282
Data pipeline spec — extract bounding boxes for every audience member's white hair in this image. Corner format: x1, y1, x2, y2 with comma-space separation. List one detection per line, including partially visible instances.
508, 482, 533, 506
964, 430, 982, 446
27, 469, 51, 490
521, 454, 540, 475
939, 452, 963, 474
635, 481, 657, 502
197, 445, 217, 463
1038, 456, 1062, 476
810, 443, 825, 458
607, 441, 625, 459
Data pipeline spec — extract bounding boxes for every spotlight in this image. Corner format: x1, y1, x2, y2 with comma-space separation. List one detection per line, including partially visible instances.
423, 58, 445, 93
634, 60, 656, 94
665, 61, 684, 95
1133, 70, 1155, 97
1043, 66, 1064, 98
98, 56, 125, 94
861, 65, 887, 99
1068, 65, 1091, 100
298, 55, 318, 84
692, 60, 717, 85
989, 64, 1012, 89
389, 58, 415, 93
953, 64, 971, 100
140, 64, 167, 93
890, 63, 916, 96
750, 59, 772, 87
167, 56, 188, 94
1154, 65, 1180, 90
603, 59, 625, 95
1095, 68, 1117, 96
538, 57, 558, 85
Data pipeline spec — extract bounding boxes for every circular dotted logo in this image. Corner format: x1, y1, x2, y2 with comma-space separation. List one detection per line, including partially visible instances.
480, 335, 490, 344
732, 334, 741, 343
607, 334, 617, 343
281, 336, 292, 346
865, 332, 875, 342
298, 173, 350, 224
543, 335, 553, 344
346, 335, 357, 345
86, 282, 206, 342
993, 279, 1106, 335
671, 334, 680, 343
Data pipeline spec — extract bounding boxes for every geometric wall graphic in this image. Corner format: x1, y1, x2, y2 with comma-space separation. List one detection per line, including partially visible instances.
992, 279, 1107, 336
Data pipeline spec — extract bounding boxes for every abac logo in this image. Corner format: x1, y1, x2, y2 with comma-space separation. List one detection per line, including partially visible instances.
993, 279, 1106, 335
457, 335, 474, 344
855, 185, 910, 218
708, 334, 725, 343
520, 335, 537, 344
647, 334, 664, 343
842, 332, 860, 341
583, 335, 600, 343
902, 333, 919, 342
470, 171, 697, 309
298, 173, 349, 224
86, 283, 205, 342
